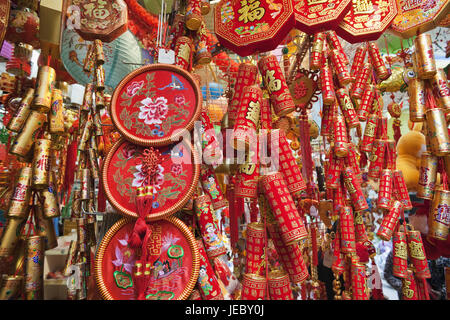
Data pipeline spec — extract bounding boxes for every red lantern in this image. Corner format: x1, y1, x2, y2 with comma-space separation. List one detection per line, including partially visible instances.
214, 0, 295, 57
292, 0, 351, 33
336, 0, 398, 43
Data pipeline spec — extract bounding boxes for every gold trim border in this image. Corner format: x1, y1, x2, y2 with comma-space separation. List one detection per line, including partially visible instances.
110, 63, 202, 147
102, 137, 201, 221
94, 217, 200, 300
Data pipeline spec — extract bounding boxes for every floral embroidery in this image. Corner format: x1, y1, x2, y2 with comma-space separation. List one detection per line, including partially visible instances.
170, 164, 182, 177
122, 144, 137, 159
112, 234, 135, 290
126, 80, 144, 97
175, 95, 185, 105
132, 164, 165, 189
138, 96, 169, 125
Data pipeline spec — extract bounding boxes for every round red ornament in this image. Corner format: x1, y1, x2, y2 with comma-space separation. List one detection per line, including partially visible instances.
102, 137, 200, 221
110, 64, 202, 147
94, 217, 200, 300
214, 0, 295, 57
292, 0, 351, 33
336, 0, 398, 43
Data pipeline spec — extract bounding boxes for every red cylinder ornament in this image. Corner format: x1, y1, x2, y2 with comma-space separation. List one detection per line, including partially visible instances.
268, 270, 294, 300
200, 166, 228, 210
360, 113, 378, 152
260, 97, 272, 130
320, 64, 336, 106
310, 32, 325, 71
368, 42, 390, 81
377, 169, 394, 210
406, 230, 431, 279
232, 85, 261, 149
342, 167, 368, 212
270, 130, 306, 198
258, 54, 295, 117
333, 112, 349, 158
245, 222, 265, 276
351, 263, 369, 300
196, 239, 224, 300
377, 200, 403, 241
336, 88, 359, 129
402, 269, 418, 300
350, 46, 367, 77
194, 194, 227, 259
351, 63, 372, 100
241, 273, 266, 300
260, 173, 307, 245
174, 36, 193, 71
339, 206, 356, 254
368, 139, 386, 179
267, 222, 309, 284
392, 170, 413, 211
358, 84, 376, 121
228, 63, 258, 123
392, 229, 408, 278
326, 154, 344, 189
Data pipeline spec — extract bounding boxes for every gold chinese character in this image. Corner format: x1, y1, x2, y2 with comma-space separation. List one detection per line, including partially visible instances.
246, 100, 260, 125
264, 70, 282, 93
352, 0, 374, 14
238, 0, 265, 23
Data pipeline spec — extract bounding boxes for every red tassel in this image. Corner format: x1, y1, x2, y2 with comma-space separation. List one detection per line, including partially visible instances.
63, 140, 77, 194
359, 151, 368, 169
393, 119, 401, 143
227, 176, 239, 248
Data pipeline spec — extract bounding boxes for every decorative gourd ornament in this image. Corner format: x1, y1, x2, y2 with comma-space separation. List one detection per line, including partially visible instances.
396, 123, 426, 192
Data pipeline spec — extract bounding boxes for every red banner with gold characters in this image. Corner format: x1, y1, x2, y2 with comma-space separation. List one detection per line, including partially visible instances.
389, 0, 450, 38
214, 0, 295, 56
336, 0, 398, 43
292, 0, 351, 33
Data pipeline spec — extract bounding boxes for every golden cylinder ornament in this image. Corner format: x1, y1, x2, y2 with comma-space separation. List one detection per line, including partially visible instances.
32, 66, 56, 112
6, 88, 34, 133
7, 166, 32, 219
9, 111, 47, 158
31, 139, 52, 190
426, 108, 450, 156
49, 88, 65, 134
414, 33, 436, 80
24, 235, 44, 300
428, 189, 450, 241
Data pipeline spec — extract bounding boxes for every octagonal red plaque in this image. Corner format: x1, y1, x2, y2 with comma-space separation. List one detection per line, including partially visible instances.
292, 0, 352, 34
336, 0, 398, 44
214, 0, 295, 57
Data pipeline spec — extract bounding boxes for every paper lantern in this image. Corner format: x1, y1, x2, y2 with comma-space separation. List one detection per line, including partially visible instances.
214, 0, 295, 57
336, 0, 398, 43
94, 217, 200, 300
102, 138, 200, 221
68, 0, 128, 42
292, 0, 352, 33
389, 0, 450, 39
60, 28, 143, 91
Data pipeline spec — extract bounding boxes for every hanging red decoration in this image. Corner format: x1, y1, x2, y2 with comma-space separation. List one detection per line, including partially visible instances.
336, 0, 398, 43
214, 0, 295, 57
389, 0, 450, 38
68, 0, 128, 42
292, 0, 352, 34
